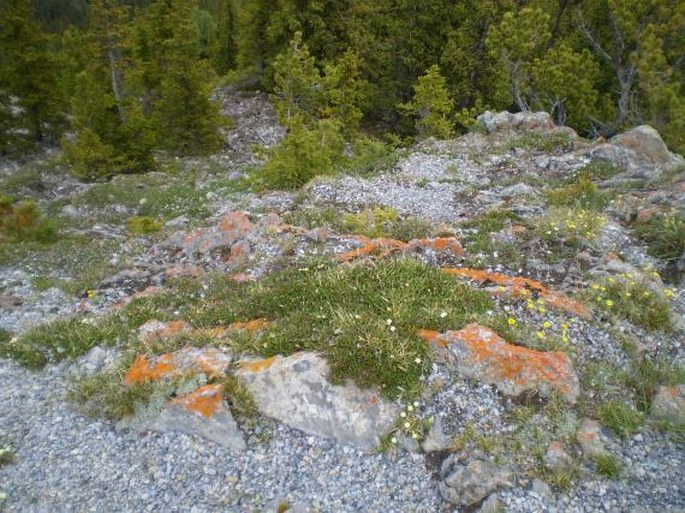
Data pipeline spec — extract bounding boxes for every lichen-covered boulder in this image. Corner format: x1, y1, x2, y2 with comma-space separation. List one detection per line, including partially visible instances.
235, 352, 400, 451
121, 384, 246, 451
419, 324, 580, 402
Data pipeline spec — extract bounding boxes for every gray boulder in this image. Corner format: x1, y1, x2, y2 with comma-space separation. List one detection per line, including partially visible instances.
651, 385, 685, 424
236, 352, 400, 451
591, 125, 684, 181
478, 111, 555, 134
439, 456, 512, 507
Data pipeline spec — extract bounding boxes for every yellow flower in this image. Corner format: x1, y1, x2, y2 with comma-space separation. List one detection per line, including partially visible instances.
562, 335, 569, 343
543, 321, 552, 329
508, 318, 517, 326
561, 323, 569, 330
538, 307, 546, 313
591, 284, 600, 290
606, 299, 614, 307
537, 331, 545, 339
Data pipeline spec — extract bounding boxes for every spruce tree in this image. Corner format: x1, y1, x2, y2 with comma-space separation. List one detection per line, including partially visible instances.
400, 65, 455, 139
0, 0, 64, 148
62, 0, 154, 180
139, 0, 223, 155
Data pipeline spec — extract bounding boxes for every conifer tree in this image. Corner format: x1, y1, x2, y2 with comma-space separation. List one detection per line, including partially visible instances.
0, 0, 64, 148
271, 32, 324, 127
137, 0, 223, 155
62, 0, 154, 180
321, 50, 367, 138
400, 65, 454, 139
486, 8, 552, 111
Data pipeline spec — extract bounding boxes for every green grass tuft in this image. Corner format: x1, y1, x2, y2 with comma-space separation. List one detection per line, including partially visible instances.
2, 317, 129, 368
634, 211, 685, 263
597, 400, 643, 438
594, 453, 622, 478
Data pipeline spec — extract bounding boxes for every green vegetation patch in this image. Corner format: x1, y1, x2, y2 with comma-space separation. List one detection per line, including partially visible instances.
127, 215, 163, 235
71, 171, 210, 223
547, 172, 613, 212
230, 258, 494, 399
509, 132, 572, 153
10, 258, 496, 402
0, 236, 124, 296
634, 211, 685, 262
1, 317, 129, 368
586, 275, 673, 332
283, 206, 433, 242
594, 453, 622, 478
460, 208, 528, 267
0, 195, 58, 244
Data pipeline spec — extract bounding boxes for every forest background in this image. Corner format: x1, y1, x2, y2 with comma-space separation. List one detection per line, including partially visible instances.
1, 0, 683, 187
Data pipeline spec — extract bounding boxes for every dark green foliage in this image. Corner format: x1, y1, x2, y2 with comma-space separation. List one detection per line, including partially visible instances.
145, 0, 224, 155
257, 118, 343, 189
0, 0, 65, 152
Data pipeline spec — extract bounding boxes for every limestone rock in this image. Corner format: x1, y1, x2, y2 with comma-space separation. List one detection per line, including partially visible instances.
591, 125, 684, 181
651, 385, 685, 424
420, 324, 580, 402
165, 210, 255, 256
235, 352, 400, 451
124, 347, 233, 385
136, 384, 246, 451
421, 415, 451, 453
477, 111, 555, 134
577, 418, 606, 458
439, 456, 512, 506
544, 440, 573, 469
477, 493, 502, 513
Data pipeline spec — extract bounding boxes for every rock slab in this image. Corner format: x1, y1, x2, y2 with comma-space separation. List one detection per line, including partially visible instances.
236, 352, 400, 451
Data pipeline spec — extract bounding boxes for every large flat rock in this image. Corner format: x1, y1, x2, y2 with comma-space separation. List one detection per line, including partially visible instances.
236, 352, 400, 450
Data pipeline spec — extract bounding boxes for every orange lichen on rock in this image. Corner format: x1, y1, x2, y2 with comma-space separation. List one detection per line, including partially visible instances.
434, 324, 579, 402
124, 354, 175, 385
338, 235, 465, 262
238, 356, 277, 373
138, 320, 192, 343
408, 237, 464, 255
417, 329, 446, 348
124, 347, 232, 385
174, 384, 225, 418
442, 268, 590, 318
543, 292, 590, 318
218, 211, 254, 235
227, 318, 272, 334
337, 235, 407, 262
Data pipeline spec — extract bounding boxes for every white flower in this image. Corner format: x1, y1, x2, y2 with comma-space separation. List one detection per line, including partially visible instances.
414, 357, 422, 364
404, 422, 411, 429
390, 326, 396, 332
439, 311, 448, 318
386, 319, 393, 325
390, 437, 397, 444
407, 405, 414, 412
413, 401, 419, 408
400, 412, 407, 418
